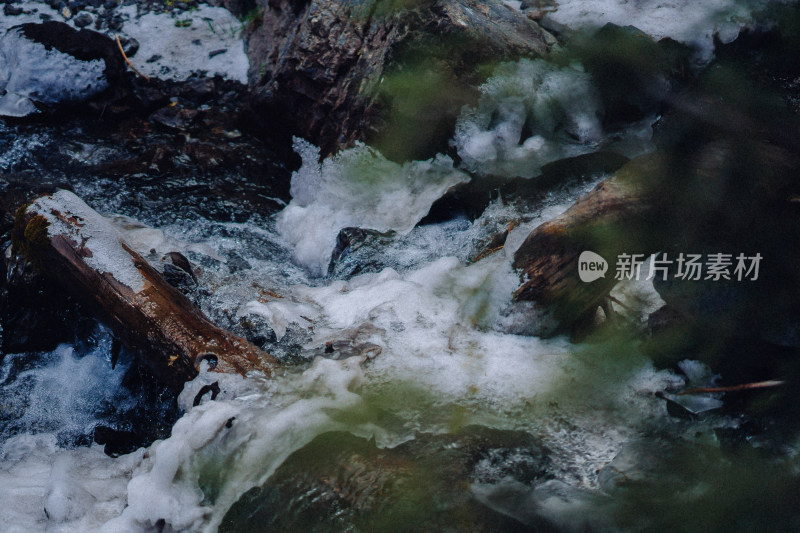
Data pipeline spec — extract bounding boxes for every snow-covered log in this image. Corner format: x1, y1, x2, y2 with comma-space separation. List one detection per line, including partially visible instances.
11, 190, 276, 388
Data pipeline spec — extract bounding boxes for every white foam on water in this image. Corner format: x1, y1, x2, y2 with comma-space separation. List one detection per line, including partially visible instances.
109, 214, 225, 262
276, 138, 470, 276
549, 0, 776, 63
0, 433, 143, 533
0, 189, 686, 532
3, 343, 132, 441
453, 58, 652, 178
92, 252, 680, 532
99, 357, 372, 533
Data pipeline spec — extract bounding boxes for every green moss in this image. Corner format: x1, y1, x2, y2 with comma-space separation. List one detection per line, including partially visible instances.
12, 210, 51, 271
24, 215, 50, 250
10, 203, 30, 253
240, 7, 263, 28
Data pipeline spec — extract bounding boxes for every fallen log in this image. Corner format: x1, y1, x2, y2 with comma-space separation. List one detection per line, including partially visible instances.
511, 154, 660, 334
11, 190, 276, 388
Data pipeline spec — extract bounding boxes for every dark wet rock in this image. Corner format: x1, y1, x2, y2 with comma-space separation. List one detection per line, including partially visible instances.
325, 218, 480, 280
573, 23, 693, 128
243, 0, 554, 159
520, 0, 555, 9
208, 48, 227, 58
117, 35, 139, 57
162, 263, 197, 294
148, 105, 199, 131
422, 151, 630, 224
73, 11, 93, 27
93, 426, 142, 457
92, 359, 179, 456
537, 15, 572, 41
179, 77, 216, 99
164, 251, 197, 283
327, 227, 396, 278
0, 21, 129, 117
3, 4, 23, 15
221, 427, 552, 532
646, 305, 684, 335
146, 53, 162, 63
658, 391, 723, 420
107, 15, 123, 31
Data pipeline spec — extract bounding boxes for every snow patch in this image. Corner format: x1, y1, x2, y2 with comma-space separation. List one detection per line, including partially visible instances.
549, 0, 775, 63
118, 4, 249, 83
32, 190, 146, 292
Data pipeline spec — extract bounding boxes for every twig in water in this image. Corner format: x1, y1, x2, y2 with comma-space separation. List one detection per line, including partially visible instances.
473, 245, 504, 262
115, 34, 150, 82
679, 379, 786, 395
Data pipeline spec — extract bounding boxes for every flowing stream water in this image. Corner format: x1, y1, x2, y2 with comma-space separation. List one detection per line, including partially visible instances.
2, 0, 800, 531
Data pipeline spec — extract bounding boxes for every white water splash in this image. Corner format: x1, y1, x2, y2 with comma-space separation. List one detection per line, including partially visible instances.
276, 138, 470, 276
453, 58, 653, 178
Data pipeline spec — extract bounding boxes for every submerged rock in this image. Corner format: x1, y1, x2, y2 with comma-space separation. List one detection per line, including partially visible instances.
220, 427, 553, 532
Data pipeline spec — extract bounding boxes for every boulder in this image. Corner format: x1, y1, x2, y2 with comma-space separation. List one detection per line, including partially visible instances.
243, 0, 553, 159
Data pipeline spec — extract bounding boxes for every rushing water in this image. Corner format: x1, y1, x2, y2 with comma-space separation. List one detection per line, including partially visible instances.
2, 0, 800, 531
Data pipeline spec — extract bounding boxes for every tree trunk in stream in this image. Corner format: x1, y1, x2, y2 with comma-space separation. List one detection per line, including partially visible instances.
11, 190, 276, 389
511, 154, 660, 334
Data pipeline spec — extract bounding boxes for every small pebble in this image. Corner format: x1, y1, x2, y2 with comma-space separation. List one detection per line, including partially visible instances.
122, 37, 139, 57
146, 54, 162, 63
208, 49, 227, 59
73, 11, 93, 27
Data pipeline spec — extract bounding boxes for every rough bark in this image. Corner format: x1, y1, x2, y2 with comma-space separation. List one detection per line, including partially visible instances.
244, 0, 553, 158
511, 154, 659, 331
12, 190, 276, 388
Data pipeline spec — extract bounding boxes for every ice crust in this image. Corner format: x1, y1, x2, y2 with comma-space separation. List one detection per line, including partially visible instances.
32, 190, 146, 292
0, 26, 108, 117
